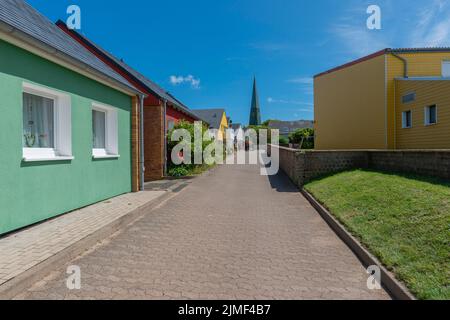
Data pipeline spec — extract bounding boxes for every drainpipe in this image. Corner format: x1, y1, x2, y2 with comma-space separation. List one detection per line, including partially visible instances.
163, 99, 168, 177
139, 95, 145, 191
391, 52, 408, 78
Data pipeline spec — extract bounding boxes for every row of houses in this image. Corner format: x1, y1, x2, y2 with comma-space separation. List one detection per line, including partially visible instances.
0, 0, 231, 235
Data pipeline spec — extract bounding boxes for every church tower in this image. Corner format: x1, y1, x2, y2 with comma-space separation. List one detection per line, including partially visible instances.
249, 77, 262, 126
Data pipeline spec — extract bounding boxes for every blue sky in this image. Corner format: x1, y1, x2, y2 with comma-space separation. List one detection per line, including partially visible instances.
28, 0, 450, 125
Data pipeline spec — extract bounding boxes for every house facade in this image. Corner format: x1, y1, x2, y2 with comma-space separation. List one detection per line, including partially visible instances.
0, 0, 142, 235
194, 109, 229, 141
56, 21, 201, 181
314, 48, 450, 150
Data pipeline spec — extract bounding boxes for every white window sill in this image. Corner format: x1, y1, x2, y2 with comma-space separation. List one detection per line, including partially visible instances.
425, 123, 437, 127
22, 156, 74, 162
92, 154, 120, 159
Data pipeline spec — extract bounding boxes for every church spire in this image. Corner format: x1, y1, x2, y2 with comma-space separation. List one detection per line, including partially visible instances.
249, 76, 262, 126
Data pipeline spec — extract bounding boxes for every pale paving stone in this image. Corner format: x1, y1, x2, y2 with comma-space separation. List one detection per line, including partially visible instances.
0, 190, 165, 286
15, 163, 390, 300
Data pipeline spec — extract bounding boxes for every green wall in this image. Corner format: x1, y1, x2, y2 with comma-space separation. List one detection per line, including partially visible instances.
0, 39, 133, 235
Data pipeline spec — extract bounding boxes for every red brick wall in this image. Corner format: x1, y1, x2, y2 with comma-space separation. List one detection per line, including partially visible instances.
166, 105, 196, 124
144, 103, 165, 181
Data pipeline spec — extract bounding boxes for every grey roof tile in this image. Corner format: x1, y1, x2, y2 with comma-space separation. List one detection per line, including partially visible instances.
0, 0, 139, 93
193, 109, 226, 129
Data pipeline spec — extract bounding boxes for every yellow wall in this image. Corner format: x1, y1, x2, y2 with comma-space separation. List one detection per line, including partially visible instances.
395, 80, 450, 149
315, 55, 387, 150
217, 111, 228, 141
387, 52, 450, 148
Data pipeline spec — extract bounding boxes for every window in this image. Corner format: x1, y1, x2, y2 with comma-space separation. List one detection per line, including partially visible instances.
92, 103, 119, 158
402, 110, 412, 128
22, 83, 72, 162
167, 120, 175, 132
425, 105, 437, 126
442, 61, 450, 77
402, 92, 416, 104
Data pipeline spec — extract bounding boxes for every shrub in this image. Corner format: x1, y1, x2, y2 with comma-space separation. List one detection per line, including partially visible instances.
289, 128, 314, 149
167, 121, 215, 177
279, 136, 289, 145
168, 166, 190, 177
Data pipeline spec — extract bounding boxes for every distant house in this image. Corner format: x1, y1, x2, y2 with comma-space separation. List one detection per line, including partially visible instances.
193, 109, 229, 141
56, 21, 201, 181
268, 120, 314, 138
315, 48, 450, 150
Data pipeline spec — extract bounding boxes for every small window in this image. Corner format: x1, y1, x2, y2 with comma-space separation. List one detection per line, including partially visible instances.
92, 110, 106, 149
402, 92, 416, 104
92, 103, 119, 158
22, 83, 72, 161
425, 105, 437, 126
23, 92, 55, 149
167, 120, 175, 132
442, 61, 450, 77
402, 110, 412, 128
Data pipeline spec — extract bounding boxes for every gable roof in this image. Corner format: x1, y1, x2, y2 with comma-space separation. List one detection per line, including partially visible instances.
314, 47, 450, 79
0, 0, 141, 95
193, 109, 226, 129
56, 20, 200, 120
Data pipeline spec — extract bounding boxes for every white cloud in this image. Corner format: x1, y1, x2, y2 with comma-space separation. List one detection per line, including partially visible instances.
287, 77, 313, 85
169, 75, 201, 89
329, 1, 450, 58
267, 97, 313, 108
409, 0, 450, 47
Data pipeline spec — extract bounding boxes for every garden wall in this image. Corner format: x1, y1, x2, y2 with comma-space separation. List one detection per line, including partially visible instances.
271, 145, 450, 186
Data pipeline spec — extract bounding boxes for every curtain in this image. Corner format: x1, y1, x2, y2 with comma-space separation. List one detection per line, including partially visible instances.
92, 110, 106, 149
23, 93, 54, 148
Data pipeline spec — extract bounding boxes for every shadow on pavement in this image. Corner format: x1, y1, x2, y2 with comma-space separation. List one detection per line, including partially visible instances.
267, 169, 299, 193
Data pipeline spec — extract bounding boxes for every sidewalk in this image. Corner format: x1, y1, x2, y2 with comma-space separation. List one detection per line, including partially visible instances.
0, 188, 171, 299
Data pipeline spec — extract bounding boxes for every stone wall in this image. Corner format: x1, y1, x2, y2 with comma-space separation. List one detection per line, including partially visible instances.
271, 145, 450, 186
369, 150, 450, 180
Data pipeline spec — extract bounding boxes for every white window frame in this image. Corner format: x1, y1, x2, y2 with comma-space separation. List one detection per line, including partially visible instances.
22, 82, 73, 162
92, 102, 119, 159
442, 60, 450, 77
424, 105, 438, 126
402, 110, 412, 129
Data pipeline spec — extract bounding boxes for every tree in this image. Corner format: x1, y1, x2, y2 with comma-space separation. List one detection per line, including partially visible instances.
289, 128, 314, 149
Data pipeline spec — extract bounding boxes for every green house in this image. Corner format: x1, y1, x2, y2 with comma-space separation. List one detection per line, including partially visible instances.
0, 1, 143, 235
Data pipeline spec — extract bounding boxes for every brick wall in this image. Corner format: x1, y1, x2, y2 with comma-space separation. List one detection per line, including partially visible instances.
130, 96, 140, 192
369, 150, 450, 180
272, 145, 450, 187
143, 103, 165, 181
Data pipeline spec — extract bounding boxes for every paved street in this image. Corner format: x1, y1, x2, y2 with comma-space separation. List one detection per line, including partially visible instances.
15, 163, 390, 300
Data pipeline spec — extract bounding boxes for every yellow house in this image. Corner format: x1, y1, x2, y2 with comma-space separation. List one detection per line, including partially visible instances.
314, 48, 450, 150
193, 108, 229, 141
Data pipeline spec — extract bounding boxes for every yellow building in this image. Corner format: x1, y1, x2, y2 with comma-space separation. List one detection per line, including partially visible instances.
193, 108, 229, 141
314, 48, 450, 150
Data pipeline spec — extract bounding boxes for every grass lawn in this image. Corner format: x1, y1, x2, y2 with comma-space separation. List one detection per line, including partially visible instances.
304, 169, 450, 300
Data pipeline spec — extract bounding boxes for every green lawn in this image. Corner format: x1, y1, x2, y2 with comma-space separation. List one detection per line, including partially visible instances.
304, 169, 450, 300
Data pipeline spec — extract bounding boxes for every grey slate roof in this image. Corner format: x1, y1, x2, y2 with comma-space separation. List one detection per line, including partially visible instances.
0, 0, 140, 94
55, 20, 200, 120
268, 120, 314, 136
193, 109, 226, 129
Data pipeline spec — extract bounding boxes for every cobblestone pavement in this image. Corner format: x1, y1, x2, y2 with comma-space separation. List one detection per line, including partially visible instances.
15, 163, 390, 300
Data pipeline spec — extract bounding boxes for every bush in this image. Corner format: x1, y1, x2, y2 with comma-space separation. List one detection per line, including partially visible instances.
167, 121, 215, 177
289, 128, 314, 149
279, 136, 289, 145
168, 166, 190, 177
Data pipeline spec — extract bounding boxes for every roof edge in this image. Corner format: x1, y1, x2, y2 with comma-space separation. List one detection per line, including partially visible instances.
315, 47, 450, 79
314, 49, 388, 79
0, 21, 143, 97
